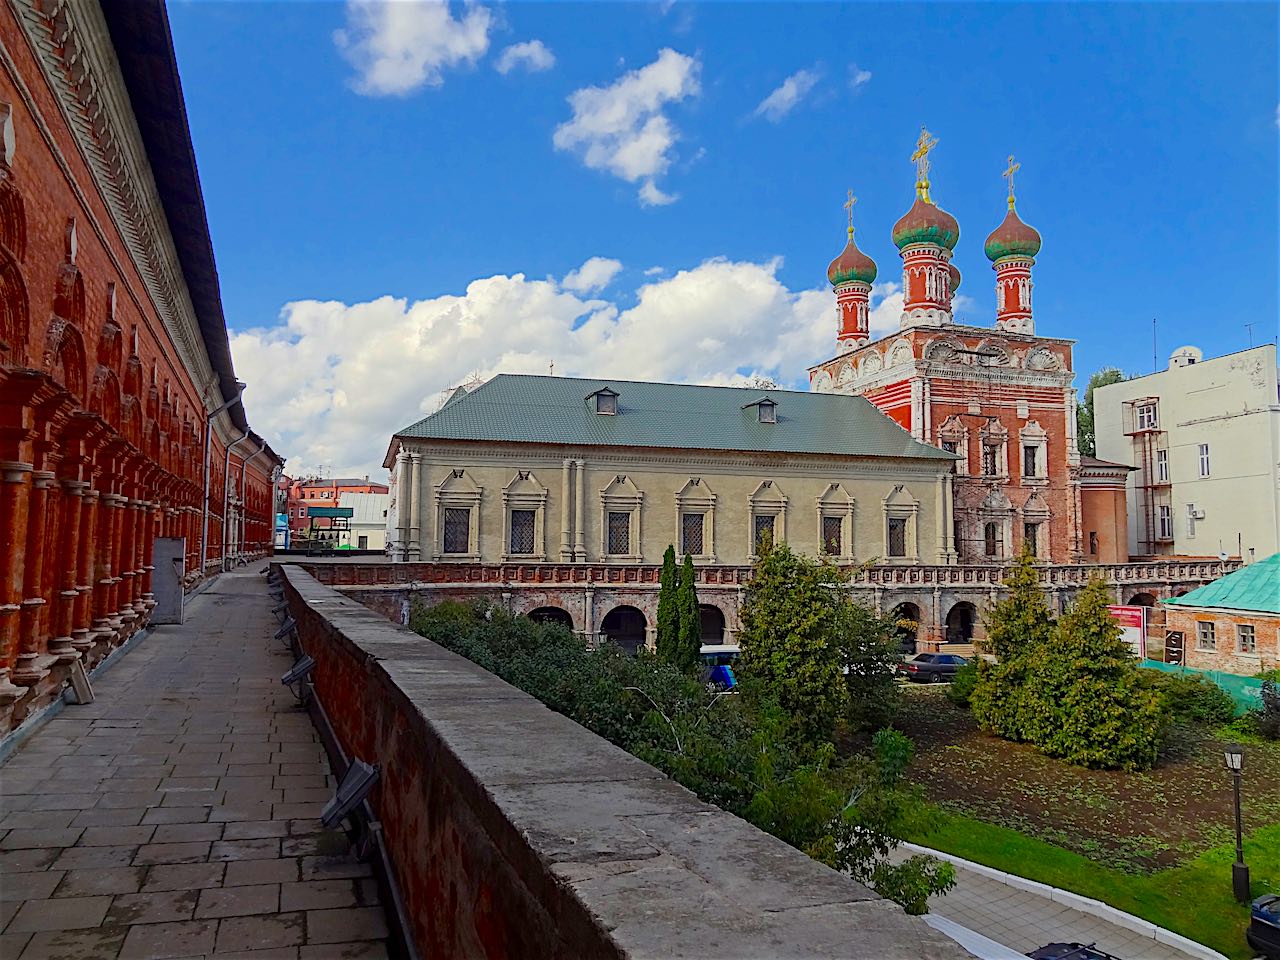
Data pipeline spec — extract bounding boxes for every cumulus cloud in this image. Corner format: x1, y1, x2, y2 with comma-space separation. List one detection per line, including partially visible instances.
561, 256, 623, 293
230, 256, 901, 477
553, 48, 700, 205
495, 39, 555, 75
850, 64, 872, 89
335, 0, 492, 96
754, 67, 820, 122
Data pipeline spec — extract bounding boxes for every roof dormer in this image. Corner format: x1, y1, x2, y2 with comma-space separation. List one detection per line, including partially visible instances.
742, 396, 777, 424
588, 387, 619, 415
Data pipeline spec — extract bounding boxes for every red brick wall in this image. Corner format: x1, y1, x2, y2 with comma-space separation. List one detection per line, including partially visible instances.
1169, 607, 1278, 676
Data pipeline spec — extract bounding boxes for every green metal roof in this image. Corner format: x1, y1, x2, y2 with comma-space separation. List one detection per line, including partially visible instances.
394, 374, 954, 462
1164, 553, 1280, 615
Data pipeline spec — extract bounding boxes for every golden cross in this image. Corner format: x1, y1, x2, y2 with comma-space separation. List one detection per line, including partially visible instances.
910, 126, 938, 201
843, 189, 856, 237
1003, 154, 1020, 209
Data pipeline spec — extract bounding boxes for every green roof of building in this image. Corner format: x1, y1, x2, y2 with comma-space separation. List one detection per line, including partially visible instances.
393, 374, 955, 462
1163, 553, 1280, 615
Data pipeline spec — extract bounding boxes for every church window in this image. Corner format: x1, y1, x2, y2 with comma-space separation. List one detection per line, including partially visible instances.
887, 518, 907, 558
681, 512, 704, 556
753, 514, 775, 551
443, 508, 471, 554
1023, 522, 1040, 557
982, 444, 999, 477
509, 510, 535, 555
1023, 444, 1039, 479
607, 511, 631, 555
822, 515, 843, 556
984, 522, 999, 558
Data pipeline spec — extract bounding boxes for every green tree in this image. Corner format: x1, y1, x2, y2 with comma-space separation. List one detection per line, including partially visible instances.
736, 542, 849, 743
833, 601, 903, 731
970, 547, 1055, 742
1077, 366, 1125, 457
656, 545, 680, 665
675, 554, 702, 674
1030, 579, 1169, 770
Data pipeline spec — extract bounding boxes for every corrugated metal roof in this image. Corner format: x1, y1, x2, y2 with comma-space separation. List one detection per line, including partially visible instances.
394, 374, 955, 461
343, 492, 391, 526
1164, 553, 1280, 615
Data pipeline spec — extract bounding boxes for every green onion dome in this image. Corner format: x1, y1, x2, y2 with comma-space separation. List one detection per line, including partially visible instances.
984, 206, 1041, 262
892, 196, 960, 251
827, 230, 878, 286
948, 262, 961, 294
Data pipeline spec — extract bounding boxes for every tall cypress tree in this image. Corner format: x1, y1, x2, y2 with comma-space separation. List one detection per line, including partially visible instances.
676, 554, 702, 674
656, 545, 679, 664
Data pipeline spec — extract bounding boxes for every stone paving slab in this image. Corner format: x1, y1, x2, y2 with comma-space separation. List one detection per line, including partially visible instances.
0, 563, 390, 959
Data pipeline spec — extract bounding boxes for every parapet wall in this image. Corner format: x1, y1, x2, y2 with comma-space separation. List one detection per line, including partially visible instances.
276, 564, 971, 959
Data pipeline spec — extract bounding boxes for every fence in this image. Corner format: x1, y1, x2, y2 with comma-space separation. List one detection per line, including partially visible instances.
1139, 659, 1265, 713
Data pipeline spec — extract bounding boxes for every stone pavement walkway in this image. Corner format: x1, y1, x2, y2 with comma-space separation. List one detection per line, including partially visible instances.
0, 562, 390, 959
906, 852, 1205, 959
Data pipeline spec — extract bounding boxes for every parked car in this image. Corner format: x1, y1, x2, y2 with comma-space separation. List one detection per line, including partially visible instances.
1248, 894, 1280, 959
1027, 945, 1121, 960
898, 652, 969, 683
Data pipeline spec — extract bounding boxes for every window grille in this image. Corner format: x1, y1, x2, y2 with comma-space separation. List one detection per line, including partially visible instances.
753, 514, 775, 551
822, 516, 842, 556
1196, 621, 1215, 650
681, 512, 704, 556
443, 508, 470, 554
984, 522, 999, 557
509, 510, 535, 555
888, 518, 907, 557
982, 445, 998, 477
1023, 445, 1038, 479
607, 511, 631, 555
1237, 624, 1256, 654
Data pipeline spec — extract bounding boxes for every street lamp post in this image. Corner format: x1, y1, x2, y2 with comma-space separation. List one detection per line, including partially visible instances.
1224, 743, 1250, 903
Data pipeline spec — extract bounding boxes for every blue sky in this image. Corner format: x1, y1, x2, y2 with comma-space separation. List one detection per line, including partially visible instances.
168, 1, 1278, 476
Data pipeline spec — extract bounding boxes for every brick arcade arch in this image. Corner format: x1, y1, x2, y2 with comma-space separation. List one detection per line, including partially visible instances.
945, 601, 978, 644
698, 604, 726, 644
528, 606, 573, 630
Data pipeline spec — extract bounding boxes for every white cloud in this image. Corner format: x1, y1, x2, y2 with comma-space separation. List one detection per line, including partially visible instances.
643, 266, 666, 276
230, 256, 893, 477
553, 48, 700, 205
850, 65, 872, 89
335, 0, 492, 96
561, 256, 623, 293
754, 67, 820, 122
495, 39, 555, 75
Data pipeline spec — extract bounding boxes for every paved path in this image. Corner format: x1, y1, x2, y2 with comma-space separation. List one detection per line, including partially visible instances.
903, 852, 1204, 959
0, 563, 390, 959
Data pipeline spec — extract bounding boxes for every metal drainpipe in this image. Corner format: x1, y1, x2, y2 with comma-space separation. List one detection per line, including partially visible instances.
237, 438, 266, 563
220, 429, 252, 571
201, 382, 246, 577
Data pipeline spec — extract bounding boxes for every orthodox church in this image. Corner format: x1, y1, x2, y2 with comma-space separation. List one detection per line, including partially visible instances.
810, 130, 1129, 566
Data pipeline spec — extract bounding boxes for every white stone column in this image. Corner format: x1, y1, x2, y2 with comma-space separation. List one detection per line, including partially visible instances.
395, 451, 412, 562
573, 459, 586, 561
408, 452, 423, 562
560, 459, 573, 562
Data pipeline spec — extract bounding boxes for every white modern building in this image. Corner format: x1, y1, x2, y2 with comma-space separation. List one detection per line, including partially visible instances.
344, 492, 392, 552
1094, 344, 1280, 561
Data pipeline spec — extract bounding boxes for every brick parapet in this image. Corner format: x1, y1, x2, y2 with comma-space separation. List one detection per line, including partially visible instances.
275, 563, 971, 959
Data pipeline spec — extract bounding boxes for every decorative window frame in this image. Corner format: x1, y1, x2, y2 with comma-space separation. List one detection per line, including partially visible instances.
937, 415, 970, 477
816, 483, 856, 562
978, 489, 1014, 562
748, 480, 788, 560
435, 469, 482, 562
501, 471, 549, 562
674, 478, 717, 562
979, 418, 1010, 480
1019, 492, 1051, 559
881, 485, 920, 564
600, 475, 643, 563
1019, 420, 1049, 487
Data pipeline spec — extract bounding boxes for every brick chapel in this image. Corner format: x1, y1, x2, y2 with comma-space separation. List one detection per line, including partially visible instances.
809, 130, 1130, 568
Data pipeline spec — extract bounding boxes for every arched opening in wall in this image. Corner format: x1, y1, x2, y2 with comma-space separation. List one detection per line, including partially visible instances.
0, 180, 26, 261
945, 602, 978, 645
0, 255, 29, 364
1127, 592, 1157, 607
600, 605, 647, 656
890, 602, 921, 655
1171, 589, 1189, 598
47, 322, 86, 401
91, 367, 122, 429
698, 604, 726, 644
528, 606, 573, 630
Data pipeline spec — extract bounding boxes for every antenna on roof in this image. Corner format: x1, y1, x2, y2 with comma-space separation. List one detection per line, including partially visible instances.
1245, 321, 1257, 348
550, 360, 555, 376
1151, 318, 1157, 374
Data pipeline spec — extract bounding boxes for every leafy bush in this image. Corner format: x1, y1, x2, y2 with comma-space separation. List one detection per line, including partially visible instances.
410, 595, 954, 913
946, 660, 979, 708
1260, 679, 1280, 740
1139, 671, 1236, 727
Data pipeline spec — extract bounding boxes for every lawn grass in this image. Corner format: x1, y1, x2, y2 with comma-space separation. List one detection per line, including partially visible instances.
906, 808, 1280, 959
